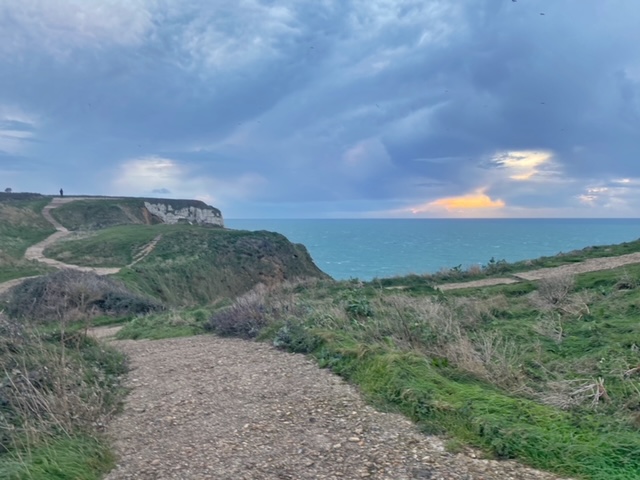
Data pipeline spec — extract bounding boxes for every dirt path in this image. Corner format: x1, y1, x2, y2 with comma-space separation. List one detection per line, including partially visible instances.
23, 197, 121, 275
102, 335, 571, 480
0, 197, 161, 293
437, 251, 640, 291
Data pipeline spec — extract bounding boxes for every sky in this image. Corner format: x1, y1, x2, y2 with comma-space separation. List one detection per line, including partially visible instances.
1, 0, 639, 218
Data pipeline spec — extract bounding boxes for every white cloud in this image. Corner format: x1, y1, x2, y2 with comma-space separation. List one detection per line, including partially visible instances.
0, 0, 154, 57
490, 150, 558, 181
112, 155, 267, 208
577, 180, 640, 212
0, 105, 39, 154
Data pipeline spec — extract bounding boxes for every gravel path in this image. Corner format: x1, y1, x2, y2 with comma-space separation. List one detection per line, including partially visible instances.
437, 252, 640, 291
103, 334, 572, 480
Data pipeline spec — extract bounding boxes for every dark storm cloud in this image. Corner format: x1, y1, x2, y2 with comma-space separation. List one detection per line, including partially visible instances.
0, 0, 638, 217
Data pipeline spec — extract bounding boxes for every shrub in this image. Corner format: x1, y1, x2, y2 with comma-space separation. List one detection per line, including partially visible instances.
529, 273, 591, 317
3, 270, 163, 322
205, 288, 271, 338
273, 321, 323, 353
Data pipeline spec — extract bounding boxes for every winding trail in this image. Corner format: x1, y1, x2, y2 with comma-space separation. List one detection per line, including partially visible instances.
96, 331, 572, 480
24, 198, 121, 275
0, 197, 160, 294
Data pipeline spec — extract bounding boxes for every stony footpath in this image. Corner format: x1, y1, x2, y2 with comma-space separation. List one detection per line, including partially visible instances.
437, 251, 640, 291
101, 333, 572, 480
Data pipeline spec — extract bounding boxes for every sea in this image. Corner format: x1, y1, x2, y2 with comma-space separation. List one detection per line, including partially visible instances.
225, 219, 640, 281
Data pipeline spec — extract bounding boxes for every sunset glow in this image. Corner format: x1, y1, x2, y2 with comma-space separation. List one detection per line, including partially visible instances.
411, 190, 505, 214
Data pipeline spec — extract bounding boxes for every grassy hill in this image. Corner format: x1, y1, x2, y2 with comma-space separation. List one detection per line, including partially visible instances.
1, 195, 324, 302
45, 224, 329, 305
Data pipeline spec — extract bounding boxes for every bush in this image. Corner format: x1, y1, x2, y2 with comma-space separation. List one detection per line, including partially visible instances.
205, 288, 271, 339
273, 321, 323, 353
3, 270, 163, 322
92, 290, 161, 315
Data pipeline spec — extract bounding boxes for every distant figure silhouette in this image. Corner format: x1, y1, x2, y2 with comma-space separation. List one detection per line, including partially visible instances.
60, 188, 63, 197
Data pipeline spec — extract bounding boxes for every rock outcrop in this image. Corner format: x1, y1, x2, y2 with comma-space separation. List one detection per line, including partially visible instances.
144, 202, 224, 227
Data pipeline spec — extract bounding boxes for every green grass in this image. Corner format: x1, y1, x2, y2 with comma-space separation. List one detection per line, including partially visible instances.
0, 436, 114, 480
49, 199, 150, 231
121, 228, 327, 305
0, 255, 53, 283
116, 307, 215, 340
384, 238, 640, 287
45, 223, 327, 305
0, 313, 127, 479
0, 198, 56, 282
0, 198, 54, 257
318, 343, 640, 479
45, 224, 164, 267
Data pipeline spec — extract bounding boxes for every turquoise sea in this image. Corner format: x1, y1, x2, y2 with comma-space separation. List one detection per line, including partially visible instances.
226, 219, 640, 281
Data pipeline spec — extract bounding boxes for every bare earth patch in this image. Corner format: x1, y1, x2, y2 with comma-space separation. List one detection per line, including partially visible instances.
513, 252, 640, 280
437, 251, 640, 291
89, 325, 124, 340
104, 335, 572, 480
437, 277, 519, 291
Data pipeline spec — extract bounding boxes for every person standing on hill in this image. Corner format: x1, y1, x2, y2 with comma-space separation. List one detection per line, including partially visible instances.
59, 188, 63, 197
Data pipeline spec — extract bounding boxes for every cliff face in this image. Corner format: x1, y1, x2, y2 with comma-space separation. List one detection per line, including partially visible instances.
144, 201, 224, 227
50, 197, 224, 231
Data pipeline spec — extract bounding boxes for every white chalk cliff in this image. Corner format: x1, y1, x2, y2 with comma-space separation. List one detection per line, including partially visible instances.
144, 202, 224, 227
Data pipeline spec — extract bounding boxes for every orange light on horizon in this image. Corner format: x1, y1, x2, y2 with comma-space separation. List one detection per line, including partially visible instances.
411, 190, 505, 214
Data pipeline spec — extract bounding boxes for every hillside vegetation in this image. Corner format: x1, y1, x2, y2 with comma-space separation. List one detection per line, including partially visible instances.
45, 224, 328, 305
0, 196, 55, 282
0, 310, 127, 479
401, 239, 640, 286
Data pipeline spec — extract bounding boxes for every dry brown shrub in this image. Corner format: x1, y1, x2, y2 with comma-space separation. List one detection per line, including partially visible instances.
441, 336, 487, 377
5, 269, 162, 323
534, 312, 565, 343
466, 264, 483, 276
541, 378, 610, 410
536, 273, 575, 307
449, 295, 508, 326
206, 283, 305, 339
473, 331, 526, 389
529, 273, 590, 317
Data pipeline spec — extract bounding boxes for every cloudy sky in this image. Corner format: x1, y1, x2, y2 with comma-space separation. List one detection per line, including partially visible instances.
1, 0, 639, 218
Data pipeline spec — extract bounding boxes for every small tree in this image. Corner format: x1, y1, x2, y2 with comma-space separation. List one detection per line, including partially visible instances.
4, 187, 11, 193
